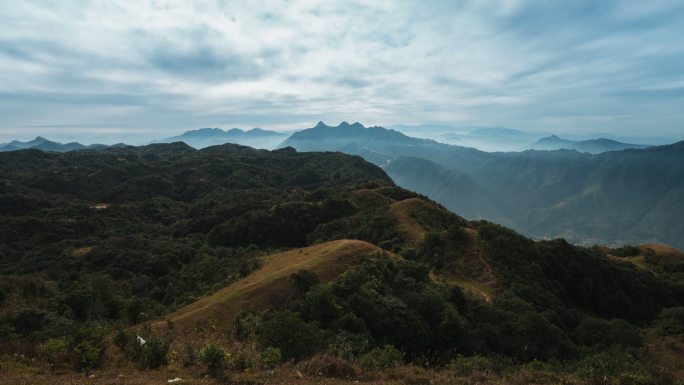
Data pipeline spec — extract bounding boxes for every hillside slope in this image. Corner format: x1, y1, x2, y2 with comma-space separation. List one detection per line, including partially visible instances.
280, 122, 684, 248
1, 142, 682, 375
385, 157, 512, 224
152, 240, 384, 333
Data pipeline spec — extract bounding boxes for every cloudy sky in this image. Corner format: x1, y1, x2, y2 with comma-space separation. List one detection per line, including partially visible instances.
1, 0, 683, 143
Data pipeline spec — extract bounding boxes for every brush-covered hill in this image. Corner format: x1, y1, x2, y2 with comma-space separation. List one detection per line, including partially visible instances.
0, 142, 395, 330
280, 122, 684, 249
1, 142, 683, 377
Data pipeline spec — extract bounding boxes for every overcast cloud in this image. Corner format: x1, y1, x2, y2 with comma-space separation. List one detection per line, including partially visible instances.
0, 0, 683, 143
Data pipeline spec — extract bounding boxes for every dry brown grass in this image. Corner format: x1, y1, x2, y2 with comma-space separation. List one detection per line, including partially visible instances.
298, 354, 360, 379
71, 246, 93, 257
391, 198, 429, 242
646, 336, 684, 380
639, 243, 684, 262
606, 242, 684, 271
146, 240, 384, 336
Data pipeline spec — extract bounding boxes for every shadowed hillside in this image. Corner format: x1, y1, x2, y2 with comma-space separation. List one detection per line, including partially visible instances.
280, 122, 684, 249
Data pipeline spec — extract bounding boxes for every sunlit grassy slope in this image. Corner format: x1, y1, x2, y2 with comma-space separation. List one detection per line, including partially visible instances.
150, 240, 384, 334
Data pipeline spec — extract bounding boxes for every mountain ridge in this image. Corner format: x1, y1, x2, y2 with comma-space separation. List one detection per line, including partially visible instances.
0, 136, 121, 153
281, 122, 684, 249
530, 134, 651, 153
160, 127, 288, 149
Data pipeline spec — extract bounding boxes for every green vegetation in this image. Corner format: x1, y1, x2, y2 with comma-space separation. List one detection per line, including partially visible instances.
199, 341, 229, 377
1, 143, 683, 383
258, 310, 322, 361
359, 345, 402, 370
36, 337, 67, 375
0, 143, 396, 341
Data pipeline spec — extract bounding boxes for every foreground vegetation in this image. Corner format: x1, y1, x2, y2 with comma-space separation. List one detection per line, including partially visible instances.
1, 143, 683, 383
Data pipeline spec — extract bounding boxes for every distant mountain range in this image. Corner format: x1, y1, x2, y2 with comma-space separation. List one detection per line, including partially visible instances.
389, 124, 541, 151
4, 123, 683, 248
279, 121, 684, 249
0, 127, 289, 153
0, 136, 123, 153
158, 127, 288, 149
530, 135, 650, 153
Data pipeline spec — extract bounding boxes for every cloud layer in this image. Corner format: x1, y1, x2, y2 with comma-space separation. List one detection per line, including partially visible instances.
1, 0, 683, 143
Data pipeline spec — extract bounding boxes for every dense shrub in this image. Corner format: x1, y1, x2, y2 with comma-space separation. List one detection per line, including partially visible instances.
575, 317, 642, 348
290, 269, 320, 295
359, 345, 402, 370
260, 347, 282, 370
73, 341, 102, 376
69, 327, 107, 375
450, 355, 493, 377
654, 307, 684, 336
258, 311, 322, 361
199, 342, 229, 377
36, 338, 67, 375
140, 336, 170, 369
113, 329, 138, 358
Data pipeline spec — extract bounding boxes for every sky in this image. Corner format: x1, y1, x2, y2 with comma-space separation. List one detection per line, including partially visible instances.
0, 0, 683, 144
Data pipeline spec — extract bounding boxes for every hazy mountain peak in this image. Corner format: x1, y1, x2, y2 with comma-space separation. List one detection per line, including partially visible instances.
314, 121, 328, 128
182, 128, 225, 136
277, 121, 438, 153
160, 126, 287, 150
530, 135, 649, 153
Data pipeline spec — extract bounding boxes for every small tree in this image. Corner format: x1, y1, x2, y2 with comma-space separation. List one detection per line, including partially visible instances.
73, 341, 101, 377
199, 341, 229, 377
260, 347, 282, 370
359, 345, 402, 371
655, 307, 684, 336
290, 269, 320, 295
450, 354, 492, 377
113, 329, 139, 359
258, 310, 321, 361
142, 336, 170, 369
37, 338, 67, 375
70, 327, 107, 376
